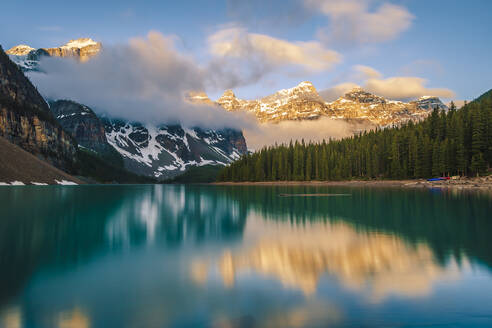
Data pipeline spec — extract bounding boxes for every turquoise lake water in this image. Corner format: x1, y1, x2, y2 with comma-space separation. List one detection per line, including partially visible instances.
0, 185, 491, 327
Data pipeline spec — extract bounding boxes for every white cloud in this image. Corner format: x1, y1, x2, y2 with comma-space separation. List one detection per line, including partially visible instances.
364, 77, 455, 100
319, 82, 360, 101
320, 65, 455, 101
354, 64, 382, 79
29, 31, 255, 129
304, 0, 414, 45
447, 100, 466, 109
208, 27, 342, 72
244, 117, 374, 149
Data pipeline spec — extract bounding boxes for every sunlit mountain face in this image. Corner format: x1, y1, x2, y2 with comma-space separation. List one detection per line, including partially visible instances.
1, 185, 491, 327
191, 82, 448, 127
203, 219, 461, 301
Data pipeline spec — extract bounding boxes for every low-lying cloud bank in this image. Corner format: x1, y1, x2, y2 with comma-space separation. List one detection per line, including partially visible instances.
27, 31, 375, 149
244, 117, 374, 150
26, 30, 453, 151
29, 31, 255, 130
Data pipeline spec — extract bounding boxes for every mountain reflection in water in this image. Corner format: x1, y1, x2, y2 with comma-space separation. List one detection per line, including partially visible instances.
0, 185, 491, 327
199, 219, 462, 301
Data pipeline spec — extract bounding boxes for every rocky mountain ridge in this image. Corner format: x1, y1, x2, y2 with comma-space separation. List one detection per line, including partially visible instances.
49, 100, 120, 162
1, 43, 246, 182
192, 82, 448, 127
0, 46, 77, 170
47, 99, 248, 180
103, 119, 247, 180
6, 38, 102, 71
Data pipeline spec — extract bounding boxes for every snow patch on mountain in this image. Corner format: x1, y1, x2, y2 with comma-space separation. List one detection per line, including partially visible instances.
202, 83, 449, 126
61, 38, 98, 49
6, 45, 35, 56
104, 120, 247, 180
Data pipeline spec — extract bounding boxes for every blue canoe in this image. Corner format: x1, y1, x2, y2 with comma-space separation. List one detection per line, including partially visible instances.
427, 177, 445, 181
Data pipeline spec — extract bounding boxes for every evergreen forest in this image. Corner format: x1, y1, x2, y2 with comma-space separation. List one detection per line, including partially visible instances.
217, 90, 492, 182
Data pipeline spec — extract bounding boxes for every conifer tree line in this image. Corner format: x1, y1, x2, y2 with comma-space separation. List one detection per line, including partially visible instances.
217, 90, 492, 181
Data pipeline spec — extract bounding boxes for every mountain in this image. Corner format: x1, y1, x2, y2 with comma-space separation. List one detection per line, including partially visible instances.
48, 99, 247, 180
49, 100, 122, 164
43, 98, 247, 180
187, 91, 215, 106
5, 45, 35, 56
6, 38, 102, 71
327, 88, 448, 126
0, 136, 80, 185
198, 82, 448, 127
43, 38, 101, 62
472, 89, 492, 104
0, 46, 77, 171
218, 88, 492, 182
103, 119, 247, 180
215, 82, 328, 122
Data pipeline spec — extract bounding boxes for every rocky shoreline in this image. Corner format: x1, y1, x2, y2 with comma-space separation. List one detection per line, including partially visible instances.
213, 175, 492, 190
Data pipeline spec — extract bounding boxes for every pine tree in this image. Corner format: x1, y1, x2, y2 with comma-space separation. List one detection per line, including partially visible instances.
255, 155, 264, 181
217, 91, 492, 182
306, 148, 313, 180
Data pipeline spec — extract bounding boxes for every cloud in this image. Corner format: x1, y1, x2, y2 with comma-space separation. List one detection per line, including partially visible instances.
354, 64, 382, 79
304, 0, 414, 45
319, 82, 360, 102
29, 31, 255, 129
208, 27, 342, 73
244, 117, 374, 149
447, 100, 466, 109
320, 65, 455, 101
364, 77, 455, 100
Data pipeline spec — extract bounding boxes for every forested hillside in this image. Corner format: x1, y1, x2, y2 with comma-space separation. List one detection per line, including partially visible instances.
218, 90, 492, 182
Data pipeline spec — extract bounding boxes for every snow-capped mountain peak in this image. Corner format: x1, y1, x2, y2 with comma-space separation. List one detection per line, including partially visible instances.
5, 45, 35, 56
6, 38, 102, 71
186, 91, 215, 105
103, 120, 247, 179
412, 96, 448, 111
278, 81, 317, 95
217, 89, 248, 111
61, 38, 99, 49
340, 88, 386, 104
192, 83, 448, 126
47, 98, 248, 180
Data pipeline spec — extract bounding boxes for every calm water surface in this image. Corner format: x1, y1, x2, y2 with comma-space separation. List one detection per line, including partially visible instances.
0, 185, 492, 327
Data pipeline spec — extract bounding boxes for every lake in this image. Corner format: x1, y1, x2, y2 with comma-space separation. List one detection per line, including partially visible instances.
1, 185, 491, 327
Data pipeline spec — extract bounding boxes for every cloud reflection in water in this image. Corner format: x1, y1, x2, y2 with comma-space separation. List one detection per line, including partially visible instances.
194, 216, 463, 302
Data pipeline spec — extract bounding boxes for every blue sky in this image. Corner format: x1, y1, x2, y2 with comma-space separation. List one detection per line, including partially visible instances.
1, 0, 491, 102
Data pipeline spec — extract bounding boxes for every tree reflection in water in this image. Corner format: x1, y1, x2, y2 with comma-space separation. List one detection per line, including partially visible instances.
0, 185, 491, 327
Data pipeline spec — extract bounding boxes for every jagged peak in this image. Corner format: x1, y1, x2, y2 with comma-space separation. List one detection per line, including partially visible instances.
278, 81, 318, 95
340, 87, 387, 104
346, 86, 364, 93
186, 91, 214, 105
418, 95, 439, 100
187, 91, 209, 98
297, 81, 315, 88
343, 87, 372, 96
413, 95, 448, 111
6, 44, 35, 56
220, 89, 236, 99
61, 38, 99, 49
